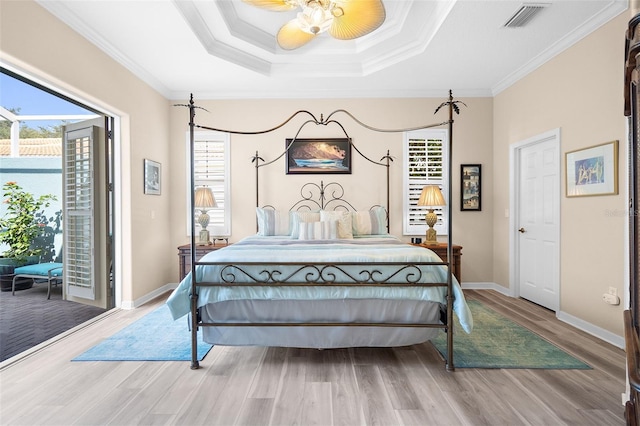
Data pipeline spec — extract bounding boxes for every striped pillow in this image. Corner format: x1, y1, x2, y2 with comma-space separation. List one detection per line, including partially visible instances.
352, 206, 387, 235
291, 211, 321, 238
320, 210, 353, 239
298, 220, 338, 240
256, 208, 292, 236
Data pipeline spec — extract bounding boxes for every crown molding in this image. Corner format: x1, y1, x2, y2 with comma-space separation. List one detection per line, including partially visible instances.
36, 1, 174, 98
492, 0, 628, 96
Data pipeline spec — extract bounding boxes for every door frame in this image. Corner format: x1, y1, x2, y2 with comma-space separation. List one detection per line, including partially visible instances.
1, 60, 125, 309
509, 128, 561, 308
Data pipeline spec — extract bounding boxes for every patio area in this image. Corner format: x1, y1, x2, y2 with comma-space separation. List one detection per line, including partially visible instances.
0, 282, 107, 362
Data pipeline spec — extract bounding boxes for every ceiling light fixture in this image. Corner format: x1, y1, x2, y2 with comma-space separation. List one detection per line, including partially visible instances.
243, 0, 386, 50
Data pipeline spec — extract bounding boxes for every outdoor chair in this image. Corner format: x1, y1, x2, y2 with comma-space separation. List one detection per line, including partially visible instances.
12, 226, 63, 299
12, 263, 63, 299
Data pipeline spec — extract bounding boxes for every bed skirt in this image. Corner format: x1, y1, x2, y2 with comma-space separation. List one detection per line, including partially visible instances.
200, 298, 444, 348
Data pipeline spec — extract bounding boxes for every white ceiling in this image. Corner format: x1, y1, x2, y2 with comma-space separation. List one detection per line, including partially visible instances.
37, 0, 628, 100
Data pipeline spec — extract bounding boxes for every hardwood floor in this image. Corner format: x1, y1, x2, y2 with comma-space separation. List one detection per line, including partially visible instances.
0, 290, 626, 425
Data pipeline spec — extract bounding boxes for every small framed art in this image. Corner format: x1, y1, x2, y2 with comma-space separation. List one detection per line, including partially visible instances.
144, 159, 161, 195
285, 138, 351, 174
565, 140, 618, 197
461, 164, 481, 211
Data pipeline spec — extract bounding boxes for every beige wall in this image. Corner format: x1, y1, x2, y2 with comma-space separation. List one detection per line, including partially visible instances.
1, 0, 173, 305
493, 12, 628, 335
169, 97, 495, 284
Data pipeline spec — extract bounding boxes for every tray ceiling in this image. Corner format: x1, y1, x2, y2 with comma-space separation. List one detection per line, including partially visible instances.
36, 0, 627, 99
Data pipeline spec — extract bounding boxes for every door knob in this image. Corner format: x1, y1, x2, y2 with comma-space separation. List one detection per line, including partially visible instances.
518, 228, 526, 233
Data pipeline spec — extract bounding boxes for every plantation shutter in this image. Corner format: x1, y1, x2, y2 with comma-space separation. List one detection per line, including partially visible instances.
63, 126, 99, 299
403, 129, 449, 236
187, 131, 230, 236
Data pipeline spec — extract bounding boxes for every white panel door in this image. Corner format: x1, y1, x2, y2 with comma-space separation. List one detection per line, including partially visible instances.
517, 134, 560, 311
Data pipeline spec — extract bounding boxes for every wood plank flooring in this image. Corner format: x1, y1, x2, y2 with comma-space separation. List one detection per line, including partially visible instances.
0, 290, 626, 425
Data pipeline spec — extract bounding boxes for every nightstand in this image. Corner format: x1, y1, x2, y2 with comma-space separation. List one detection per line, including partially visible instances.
411, 242, 462, 282
177, 242, 230, 281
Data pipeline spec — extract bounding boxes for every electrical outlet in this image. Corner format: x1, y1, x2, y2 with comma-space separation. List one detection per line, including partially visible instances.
608, 287, 618, 296
603, 293, 620, 305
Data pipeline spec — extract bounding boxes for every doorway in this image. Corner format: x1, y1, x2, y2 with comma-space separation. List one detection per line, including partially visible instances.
509, 129, 561, 311
0, 69, 117, 359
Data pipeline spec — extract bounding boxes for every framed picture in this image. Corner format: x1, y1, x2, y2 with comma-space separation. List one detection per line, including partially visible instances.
144, 159, 161, 195
285, 138, 351, 174
461, 164, 481, 211
565, 140, 618, 197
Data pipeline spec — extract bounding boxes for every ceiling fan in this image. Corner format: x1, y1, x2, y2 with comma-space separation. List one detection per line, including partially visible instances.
243, 0, 386, 50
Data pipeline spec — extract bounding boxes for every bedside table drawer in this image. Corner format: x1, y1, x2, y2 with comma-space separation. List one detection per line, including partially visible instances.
410, 243, 462, 282
177, 243, 230, 281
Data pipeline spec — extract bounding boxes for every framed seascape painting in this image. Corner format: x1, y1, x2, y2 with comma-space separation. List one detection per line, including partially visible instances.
285, 138, 352, 174
461, 164, 481, 211
565, 140, 618, 197
144, 159, 161, 195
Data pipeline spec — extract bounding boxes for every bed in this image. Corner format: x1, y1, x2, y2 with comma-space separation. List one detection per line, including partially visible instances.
168, 92, 472, 370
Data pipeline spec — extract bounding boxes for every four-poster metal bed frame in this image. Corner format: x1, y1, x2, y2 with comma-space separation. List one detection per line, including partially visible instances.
179, 91, 463, 370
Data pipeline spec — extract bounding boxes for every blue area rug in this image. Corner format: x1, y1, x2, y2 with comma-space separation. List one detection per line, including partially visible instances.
73, 304, 212, 361
432, 300, 591, 369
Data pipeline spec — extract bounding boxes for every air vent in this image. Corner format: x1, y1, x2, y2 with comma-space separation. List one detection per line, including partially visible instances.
503, 3, 549, 28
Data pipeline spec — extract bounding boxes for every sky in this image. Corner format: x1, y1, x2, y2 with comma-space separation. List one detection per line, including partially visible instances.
0, 72, 94, 128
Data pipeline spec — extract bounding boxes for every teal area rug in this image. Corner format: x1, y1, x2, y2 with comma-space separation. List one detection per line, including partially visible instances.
73, 304, 212, 361
432, 300, 591, 369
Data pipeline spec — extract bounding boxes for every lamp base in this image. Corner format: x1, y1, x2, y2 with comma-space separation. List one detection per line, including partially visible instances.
197, 229, 211, 246
424, 209, 439, 244
424, 227, 438, 244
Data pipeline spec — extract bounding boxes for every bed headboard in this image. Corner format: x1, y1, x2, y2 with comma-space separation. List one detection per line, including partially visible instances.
261, 180, 389, 230
289, 181, 357, 212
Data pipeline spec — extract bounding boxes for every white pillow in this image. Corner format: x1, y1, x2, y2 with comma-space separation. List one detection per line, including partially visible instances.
256, 208, 292, 236
320, 210, 353, 239
298, 220, 338, 240
291, 211, 321, 238
352, 206, 387, 235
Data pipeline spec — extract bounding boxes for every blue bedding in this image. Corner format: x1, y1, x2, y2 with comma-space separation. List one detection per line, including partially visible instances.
166, 235, 473, 333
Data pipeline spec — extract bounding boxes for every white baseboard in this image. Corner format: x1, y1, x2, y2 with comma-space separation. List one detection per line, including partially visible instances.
119, 283, 178, 310
461, 281, 511, 296
461, 282, 624, 349
557, 310, 624, 349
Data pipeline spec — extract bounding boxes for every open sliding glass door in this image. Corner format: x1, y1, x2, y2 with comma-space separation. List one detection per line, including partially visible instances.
625, 12, 640, 425
62, 118, 112, 309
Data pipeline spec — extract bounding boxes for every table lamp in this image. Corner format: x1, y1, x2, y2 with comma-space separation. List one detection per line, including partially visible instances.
417, 185, 446, 244
194, 186, 217, 245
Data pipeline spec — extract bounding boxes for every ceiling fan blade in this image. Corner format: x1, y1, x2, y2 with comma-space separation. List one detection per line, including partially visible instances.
329, 0, 386, 40
277, 19, 317, 50
242, 0, 297, 12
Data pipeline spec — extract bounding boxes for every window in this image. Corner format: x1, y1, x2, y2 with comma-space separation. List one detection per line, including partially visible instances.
403, 129, 449, 236
186, 130, 230, 237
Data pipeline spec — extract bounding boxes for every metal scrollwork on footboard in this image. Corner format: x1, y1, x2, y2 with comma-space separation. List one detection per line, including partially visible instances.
207, 262, 445, 286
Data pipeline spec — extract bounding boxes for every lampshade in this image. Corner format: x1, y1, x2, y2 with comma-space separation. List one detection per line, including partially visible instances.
417, 185, 446, 207
194, 186, 217, 209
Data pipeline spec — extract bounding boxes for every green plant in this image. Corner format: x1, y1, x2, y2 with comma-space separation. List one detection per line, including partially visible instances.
0, 182, 57, 261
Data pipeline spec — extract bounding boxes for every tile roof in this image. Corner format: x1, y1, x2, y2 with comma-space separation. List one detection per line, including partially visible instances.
0, 138, 62, 157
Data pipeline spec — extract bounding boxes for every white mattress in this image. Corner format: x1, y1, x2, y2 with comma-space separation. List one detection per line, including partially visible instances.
200, 298, 443, 348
